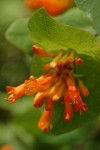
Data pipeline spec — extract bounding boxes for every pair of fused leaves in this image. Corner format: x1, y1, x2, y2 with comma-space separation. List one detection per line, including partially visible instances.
6, 8, 100, 135
6, 7, 95, 54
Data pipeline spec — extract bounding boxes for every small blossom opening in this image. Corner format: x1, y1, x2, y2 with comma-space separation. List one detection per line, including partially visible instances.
6, 84, 25, 104
6, 45, 90, 132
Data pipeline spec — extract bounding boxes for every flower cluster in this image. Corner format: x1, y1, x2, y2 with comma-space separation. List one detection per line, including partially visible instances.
6, 45, 89, 132
26, 0, 73, 16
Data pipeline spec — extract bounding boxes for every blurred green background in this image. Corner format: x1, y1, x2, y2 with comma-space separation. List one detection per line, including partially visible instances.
0, 0, 100, 150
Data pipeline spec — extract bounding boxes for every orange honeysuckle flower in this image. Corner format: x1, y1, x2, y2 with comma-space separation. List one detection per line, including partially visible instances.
24, 75, 46, 95
48, 78, 63, 97
65, 88, 88, 113
33, 77, 62, 108
73, 102, 88, 114
64, 101, 73, 122
26, 0, 74, 16
37, 74, 56, 86
57, 51, 70, 67
6, 75, 46, 103
78, 79, 89, 97
75, 57, 83, 65
37, 109, 53, 132
6, 84, 25, 104
33, 91, 49, 108
52, 82, 66, 101
45, 98, 55, 111
6, 45, 89, 132
64, 73, 88, 113
36, 71, 52, 81
0, 145, 13, 150
32, 45, 56, 57
50, 50, 64, 68
64, 50, 75, 65
37, 102, 54, 132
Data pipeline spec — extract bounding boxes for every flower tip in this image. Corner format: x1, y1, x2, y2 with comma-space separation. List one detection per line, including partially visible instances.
6, 86, 13, 93
83, 89, 90, 98
32, 45, 39, 55
29, 75, 35, 80
43, 64, 50, 70
33, 97, 46, 108
75, 58, 83, 65
64, 102, 73, 122
82, 104, 88, 111
33, 101, 39, 108
32, 45, 56, 57
65, 114, 72, 122
7, 96, 16, 104
50, 62, 56, 68
78, 79, 89, 97
33, 100, 43, 108
37, 122, 50, 132
75, 57, 83, 65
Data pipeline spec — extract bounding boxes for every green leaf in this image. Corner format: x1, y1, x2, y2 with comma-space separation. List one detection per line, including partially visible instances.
28, 9, 99, 57
6, 19, 33, 55
28, 8, 100, 134
56, 7, 96, 36
56, 7, 92, 28
0, 0, 31, 36
0, 124, 34, 149
75, 0, 100, 35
